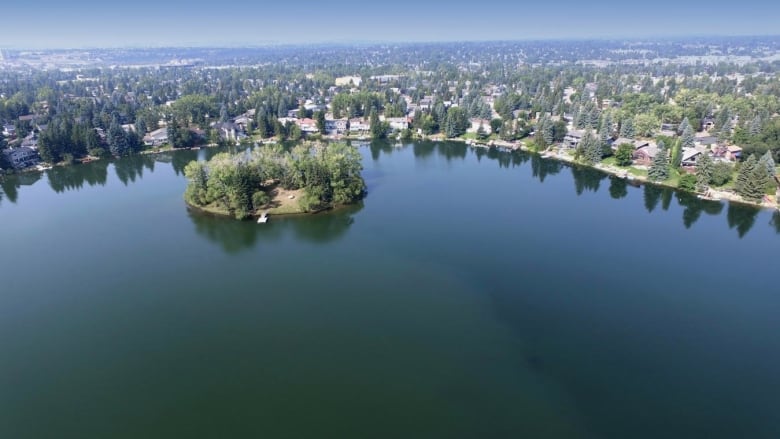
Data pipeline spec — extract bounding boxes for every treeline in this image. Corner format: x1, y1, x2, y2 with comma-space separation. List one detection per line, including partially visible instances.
37, 116, 142, 163
184, 142, 365, 219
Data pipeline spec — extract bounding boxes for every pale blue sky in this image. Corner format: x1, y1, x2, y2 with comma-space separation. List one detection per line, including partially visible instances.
2, 0, 779, 48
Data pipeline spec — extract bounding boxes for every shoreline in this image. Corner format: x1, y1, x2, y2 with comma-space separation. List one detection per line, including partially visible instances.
447, 137, 780, 212
7, 136, 777, 212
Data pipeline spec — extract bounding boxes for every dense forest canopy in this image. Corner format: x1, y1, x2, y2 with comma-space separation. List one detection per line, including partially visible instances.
184, 142, 365, 219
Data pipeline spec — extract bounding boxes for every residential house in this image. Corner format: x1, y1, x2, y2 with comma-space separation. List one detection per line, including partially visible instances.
2, 146, 39, 169
233, 115, 253, 131
325, 118, 348, 134
335, 76, 362, 87
296, 118, 319, 133
681, 147, 703, 167
467, 118, 492, 134
694, 135, 718, 147
212, 122, 245, 142
349, 118, 370, 133
632, 143, 660, 166
2, 124, 15, 137
419, 97, 434, 111
20, 133, 38, 150
143, 127, 169, 147
383, 117, 410, 131
610, 138, 648, 151
713, 145, 744, 162
563, 129, 586, 148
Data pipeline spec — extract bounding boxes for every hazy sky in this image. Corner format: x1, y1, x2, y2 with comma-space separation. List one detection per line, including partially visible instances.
2, 0, 779, 48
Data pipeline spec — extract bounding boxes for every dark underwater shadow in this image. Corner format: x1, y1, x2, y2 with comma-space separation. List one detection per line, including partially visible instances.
188, 202, 364, 253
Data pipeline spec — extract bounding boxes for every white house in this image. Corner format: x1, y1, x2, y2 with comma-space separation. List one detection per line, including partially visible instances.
349, 118, 370, 133
467, 118, 492, 134
143, 128, 169, 147
2, 124, 15, 137
382, 117, 410, 131
335, 76, 362, 87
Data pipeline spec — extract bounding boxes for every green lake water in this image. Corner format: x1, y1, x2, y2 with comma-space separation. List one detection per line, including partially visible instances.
1, 142, 778, 438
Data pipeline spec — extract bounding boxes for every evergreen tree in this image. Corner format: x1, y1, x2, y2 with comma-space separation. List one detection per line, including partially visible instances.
749, 115, 762, 137
758, 150, 776, 178
671, 140, 683, 169
678, 117, 691, 135
619, 118, 634, 138
598, 116, 612, 157
648, 141, 669, 181
315, 110, 327, 134
735, 154, 757, 197
135, 118, 147, 137
220, 104, 229, 122
167, 118, 181, 147
737, 155, 770, 202
369, 109, 388, 140
108, 120, 129, 157
695, 153, 713, 193
681, 125, 695, 150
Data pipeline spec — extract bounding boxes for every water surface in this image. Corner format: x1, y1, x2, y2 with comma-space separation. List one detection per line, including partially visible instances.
1, 142, 778, 438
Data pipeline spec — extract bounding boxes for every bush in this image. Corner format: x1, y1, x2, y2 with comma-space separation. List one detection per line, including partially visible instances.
710, 162, 733, 186
615, 143, 634, 167
678, 173, 697, 192
252, 191, 270, 210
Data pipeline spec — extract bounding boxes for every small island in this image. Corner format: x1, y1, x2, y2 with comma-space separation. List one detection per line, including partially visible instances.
183, 142, 365, 219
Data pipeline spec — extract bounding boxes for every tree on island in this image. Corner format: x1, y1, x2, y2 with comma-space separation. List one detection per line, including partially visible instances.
184, 142, 366, 219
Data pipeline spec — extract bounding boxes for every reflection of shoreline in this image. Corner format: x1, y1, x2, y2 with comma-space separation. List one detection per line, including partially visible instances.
188, 202, 364, 253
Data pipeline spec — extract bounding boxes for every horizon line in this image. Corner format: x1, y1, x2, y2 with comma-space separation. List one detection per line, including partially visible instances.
3, 33, 780, 51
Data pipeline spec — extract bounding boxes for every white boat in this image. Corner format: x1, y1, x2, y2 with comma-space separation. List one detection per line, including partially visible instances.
257, 212, 269, 223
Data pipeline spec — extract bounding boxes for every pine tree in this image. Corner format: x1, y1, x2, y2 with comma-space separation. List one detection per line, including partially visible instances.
108, 120, 129, 156
735, 154, 757, 197
648, 141, 669, 181
740, 157, 770, 203
758, 150, 776, 178
695, 153, 713, 193
620, 118, 634, 138
598, 114, 612, 157
678, 117, 691, 135
749, 115, 762, 137
579, 131, 601, 165
670, 139, 683, 169
369, 109, 384, 140
542, 121, 554, 146
681, 125, 695, 150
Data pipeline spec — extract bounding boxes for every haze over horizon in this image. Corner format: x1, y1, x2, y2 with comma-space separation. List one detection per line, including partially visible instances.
2, 0, 780, 49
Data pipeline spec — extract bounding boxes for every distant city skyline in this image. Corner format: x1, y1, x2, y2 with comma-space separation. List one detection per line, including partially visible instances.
2, 0, 780, 49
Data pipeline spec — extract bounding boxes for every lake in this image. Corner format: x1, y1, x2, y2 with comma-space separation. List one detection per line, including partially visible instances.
1, 141, 779, 438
